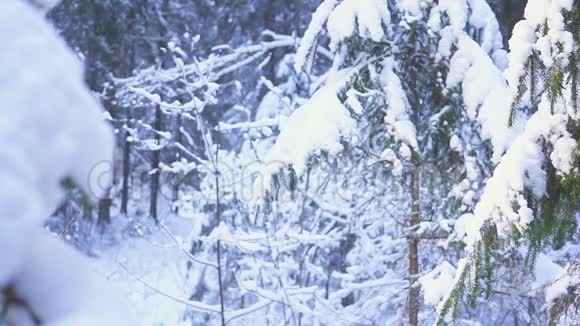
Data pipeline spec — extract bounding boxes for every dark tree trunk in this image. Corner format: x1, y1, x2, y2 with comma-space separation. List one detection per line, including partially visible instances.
212, 124, 226, 326
98, 197, 112, 225
149, 105, 162, 223
173, 112, 183, 213
121, 113, 131, 215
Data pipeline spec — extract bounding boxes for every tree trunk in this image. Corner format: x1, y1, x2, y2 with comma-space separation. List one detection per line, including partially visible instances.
98, 197, 112, 225
149, 105, 162, 223
408, 168, 420, 326
215, 159, 226, 326
212, 122, 226, 326
121, 113, 131, 215
173, 112, 183, 213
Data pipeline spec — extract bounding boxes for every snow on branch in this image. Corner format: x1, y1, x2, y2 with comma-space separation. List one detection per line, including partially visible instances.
446, 35, 515, 161
504, 0, 574, 92
439, 87, 578, 321
218, 117, 283, 131
159, 223, 219, 269
114, 36, 297, 96
294, 0, 340, 73
327, 0, 391, 51
258, 86, 355, 188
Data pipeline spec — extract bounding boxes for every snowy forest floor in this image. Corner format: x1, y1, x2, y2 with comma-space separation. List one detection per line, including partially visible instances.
48, 199, 205, 325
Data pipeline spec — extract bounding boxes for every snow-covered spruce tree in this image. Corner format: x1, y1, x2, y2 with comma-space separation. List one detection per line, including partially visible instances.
230, 0, 520, 324
438, 0, 579, 324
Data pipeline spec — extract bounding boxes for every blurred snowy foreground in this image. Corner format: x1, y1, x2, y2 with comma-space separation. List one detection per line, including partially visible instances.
0, 1, 126, 325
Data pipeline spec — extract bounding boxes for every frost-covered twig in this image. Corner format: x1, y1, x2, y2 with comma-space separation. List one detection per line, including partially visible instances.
218, 117, 282, 131
159, 223, 218, 269
115, 37, 296, 93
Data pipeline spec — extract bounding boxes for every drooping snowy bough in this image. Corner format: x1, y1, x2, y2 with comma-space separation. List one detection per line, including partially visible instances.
438, 0, 579, 323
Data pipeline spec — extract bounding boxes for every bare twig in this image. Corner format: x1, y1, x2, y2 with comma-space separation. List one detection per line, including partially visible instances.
58, 208, 82, 239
